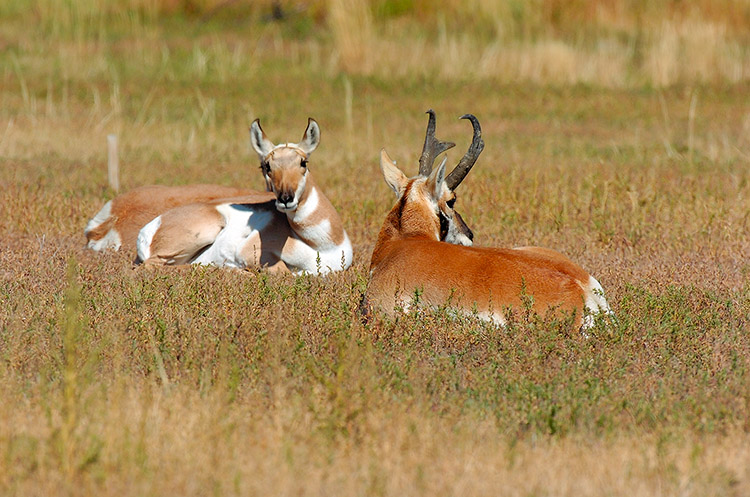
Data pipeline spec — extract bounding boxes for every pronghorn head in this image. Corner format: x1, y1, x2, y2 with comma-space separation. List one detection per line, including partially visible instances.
380, 111, 484, 246
250, 118, 320, 212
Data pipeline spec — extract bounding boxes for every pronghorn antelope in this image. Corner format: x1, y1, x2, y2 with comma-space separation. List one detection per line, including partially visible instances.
86, 118, 353, 274
365, 113, 612, 330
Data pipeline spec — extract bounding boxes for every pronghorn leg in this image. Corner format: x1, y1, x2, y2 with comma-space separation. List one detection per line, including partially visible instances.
137, 203, 225, 265
265, 259, 290, 273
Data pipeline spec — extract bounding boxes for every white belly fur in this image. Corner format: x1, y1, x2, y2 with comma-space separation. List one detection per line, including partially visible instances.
192, 204, 272, 268
282, 231, 353, 275
184, 202, 353, 275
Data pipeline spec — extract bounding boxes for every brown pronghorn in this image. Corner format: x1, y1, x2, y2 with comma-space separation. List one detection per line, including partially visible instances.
136, 118, 353, 274
86, 118, 353, 274
365, 113, 613, 330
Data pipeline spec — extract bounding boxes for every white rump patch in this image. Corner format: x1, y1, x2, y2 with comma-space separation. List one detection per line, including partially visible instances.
136, 215, 161, 263
581, 275, 614, 330
84, 200, 112, 235
87, 230, 121, 251
85, 200, 122, 251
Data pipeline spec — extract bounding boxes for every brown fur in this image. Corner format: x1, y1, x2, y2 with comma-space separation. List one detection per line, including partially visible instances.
144, 202, 227, 265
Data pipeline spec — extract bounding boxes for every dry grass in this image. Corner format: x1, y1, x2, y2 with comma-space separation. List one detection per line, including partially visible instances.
3, 0, 750, 86
2, 3, 750, 496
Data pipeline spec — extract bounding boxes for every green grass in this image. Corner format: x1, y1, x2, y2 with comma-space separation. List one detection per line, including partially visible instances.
2, 3, 750, 496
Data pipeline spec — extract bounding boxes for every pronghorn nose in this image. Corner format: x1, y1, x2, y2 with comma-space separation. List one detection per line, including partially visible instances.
279, 191, 294, 205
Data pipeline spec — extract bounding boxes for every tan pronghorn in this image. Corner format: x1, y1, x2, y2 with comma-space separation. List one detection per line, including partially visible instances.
136, 118, 353, 274
87, 118, 353, 274
365, 113, 613, 330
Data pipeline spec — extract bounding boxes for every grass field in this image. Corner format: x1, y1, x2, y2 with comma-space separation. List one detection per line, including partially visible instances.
1, 1, 750, 496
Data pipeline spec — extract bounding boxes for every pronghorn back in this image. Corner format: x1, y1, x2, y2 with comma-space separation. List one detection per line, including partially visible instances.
85, 184, 265, 252
369, 238, 603, 327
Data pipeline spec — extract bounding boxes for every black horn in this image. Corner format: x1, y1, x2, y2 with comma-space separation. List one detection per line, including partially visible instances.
445, 114, 484, 190
418, 109, 455, 176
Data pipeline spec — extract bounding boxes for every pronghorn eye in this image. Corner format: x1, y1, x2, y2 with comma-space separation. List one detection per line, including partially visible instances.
300, 159, 308, 168
446, 197, 456, 209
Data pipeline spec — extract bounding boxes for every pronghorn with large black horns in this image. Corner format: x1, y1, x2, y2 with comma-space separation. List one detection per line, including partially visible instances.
134, 118, 353, 274
365, 113, 613, 331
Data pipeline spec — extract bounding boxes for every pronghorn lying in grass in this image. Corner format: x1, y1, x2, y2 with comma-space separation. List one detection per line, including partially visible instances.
86, 118, 353, 274
365, 112, 612, 330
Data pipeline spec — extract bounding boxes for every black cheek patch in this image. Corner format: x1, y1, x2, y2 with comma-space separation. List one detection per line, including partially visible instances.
439, 211, 450, 241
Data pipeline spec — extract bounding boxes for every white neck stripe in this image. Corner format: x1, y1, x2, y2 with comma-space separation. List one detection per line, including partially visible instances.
294, 186, 319, 221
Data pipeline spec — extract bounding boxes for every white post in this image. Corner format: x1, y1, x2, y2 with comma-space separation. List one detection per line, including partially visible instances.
344, 76, 353, 161
107, 134, 119, 192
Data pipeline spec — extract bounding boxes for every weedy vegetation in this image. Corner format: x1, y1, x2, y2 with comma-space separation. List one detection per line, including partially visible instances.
1, 1, 750, 496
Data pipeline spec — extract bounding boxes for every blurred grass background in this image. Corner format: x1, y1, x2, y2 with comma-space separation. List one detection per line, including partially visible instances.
2, 0, 750, 85
1, 1, 750, 496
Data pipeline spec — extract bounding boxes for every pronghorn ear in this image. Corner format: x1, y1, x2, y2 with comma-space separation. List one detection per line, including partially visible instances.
250, 119, 275, 158
380, 149, 408, 196
298, 118, 320, 155
426, 156, 447, 199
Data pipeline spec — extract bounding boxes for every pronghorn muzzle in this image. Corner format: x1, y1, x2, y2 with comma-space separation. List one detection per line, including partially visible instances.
277, 189, 296, 210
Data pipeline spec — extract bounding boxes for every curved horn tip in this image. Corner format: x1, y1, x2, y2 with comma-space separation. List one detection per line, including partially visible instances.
459, 114, 481, 129
425, 109, 437, 129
